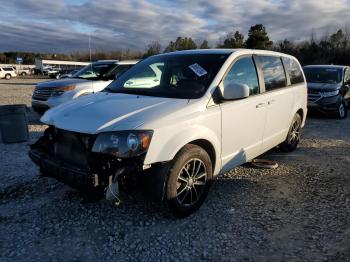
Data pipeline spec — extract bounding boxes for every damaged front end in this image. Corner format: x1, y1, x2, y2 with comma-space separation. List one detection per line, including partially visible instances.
29, 126, 154, 202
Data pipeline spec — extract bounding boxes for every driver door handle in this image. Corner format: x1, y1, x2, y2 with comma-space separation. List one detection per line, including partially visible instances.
268, 99, 275, 105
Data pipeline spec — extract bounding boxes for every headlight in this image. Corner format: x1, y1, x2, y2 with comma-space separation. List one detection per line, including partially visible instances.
51, 85, 76, 96
321, 90, 339, 97
92, 130, 153, 157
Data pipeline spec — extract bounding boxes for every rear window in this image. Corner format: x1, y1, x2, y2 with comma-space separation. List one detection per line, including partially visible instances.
282, 57, 304, 85
259, 56, 287, 91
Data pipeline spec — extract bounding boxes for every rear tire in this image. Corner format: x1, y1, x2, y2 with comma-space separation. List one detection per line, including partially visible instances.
166, 144, 212, 217
21, 72, 26, 76
336, 100, 347, 119
280, 113, 302, 152
5, 74, 11, 80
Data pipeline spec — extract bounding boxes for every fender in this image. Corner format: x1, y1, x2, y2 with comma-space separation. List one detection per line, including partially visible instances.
144, 123, 222, 176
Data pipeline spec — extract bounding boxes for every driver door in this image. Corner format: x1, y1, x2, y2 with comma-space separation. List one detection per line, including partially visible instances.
220, 56, 267, 173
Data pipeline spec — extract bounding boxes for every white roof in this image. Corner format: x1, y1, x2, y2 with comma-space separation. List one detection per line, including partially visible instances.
36, 59, 89, 66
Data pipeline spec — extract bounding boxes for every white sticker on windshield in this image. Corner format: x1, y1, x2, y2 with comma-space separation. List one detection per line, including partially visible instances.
189, 63, 207, 77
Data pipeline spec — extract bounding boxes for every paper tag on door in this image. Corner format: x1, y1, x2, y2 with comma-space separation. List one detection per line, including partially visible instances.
189, 63, 207, 77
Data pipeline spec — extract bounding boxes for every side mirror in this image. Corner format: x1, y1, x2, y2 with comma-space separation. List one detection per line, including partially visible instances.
222, 82, 250, 100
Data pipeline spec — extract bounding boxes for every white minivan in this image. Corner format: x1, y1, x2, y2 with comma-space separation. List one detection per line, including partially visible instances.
29, 49, 307, 216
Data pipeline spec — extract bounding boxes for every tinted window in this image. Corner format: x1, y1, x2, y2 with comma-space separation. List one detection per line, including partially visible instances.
303, 67, 342, 84
259, 56, 287, 91
72, 63, 117, 80
282, 57, 304, 85
111, 65, 133, 78
3, 68, 14, 71
223, 56, 259, 95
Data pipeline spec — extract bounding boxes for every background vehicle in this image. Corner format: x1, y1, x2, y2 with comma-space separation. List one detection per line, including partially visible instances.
29, 49, 307, 216
60, 69, 79, 79
304, 65, 350, 119
0, 67, 17, 79
31, 60, 137, 114
16, 67, 32, 76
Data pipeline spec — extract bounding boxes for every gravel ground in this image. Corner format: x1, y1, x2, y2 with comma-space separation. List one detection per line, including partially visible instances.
0, 78, 349, 261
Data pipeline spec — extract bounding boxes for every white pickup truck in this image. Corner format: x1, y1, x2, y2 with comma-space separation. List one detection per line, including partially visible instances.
0, 67, 17, 79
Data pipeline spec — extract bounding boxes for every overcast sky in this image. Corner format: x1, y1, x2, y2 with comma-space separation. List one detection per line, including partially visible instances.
0, 0, 349, 53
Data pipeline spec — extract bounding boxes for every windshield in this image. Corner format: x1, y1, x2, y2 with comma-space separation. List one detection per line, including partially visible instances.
304, 67, 343, 84
106, 53, 229, 99
72, 63, 117, 80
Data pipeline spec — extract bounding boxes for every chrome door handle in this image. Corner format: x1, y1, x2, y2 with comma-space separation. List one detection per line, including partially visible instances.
256, 103, 265, 108
268, 99, 275, 105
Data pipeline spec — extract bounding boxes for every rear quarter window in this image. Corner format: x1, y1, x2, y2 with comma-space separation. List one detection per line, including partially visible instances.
259, 56, 287, 91
282, 57, 304, 85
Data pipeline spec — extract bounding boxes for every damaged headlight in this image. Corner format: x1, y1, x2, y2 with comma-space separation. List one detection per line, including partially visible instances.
92, 130, 153, 158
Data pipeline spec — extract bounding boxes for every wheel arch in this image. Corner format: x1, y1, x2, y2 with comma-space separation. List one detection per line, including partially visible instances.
185, 139, 217, 173
296, 108, 304, 121
144, 126, 221, 175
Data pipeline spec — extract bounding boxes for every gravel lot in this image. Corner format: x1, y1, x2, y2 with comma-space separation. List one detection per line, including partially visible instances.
1, 78, 349, 261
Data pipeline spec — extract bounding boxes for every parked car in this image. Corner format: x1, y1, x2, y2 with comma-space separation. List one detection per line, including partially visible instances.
0, 67, 17, 79
31, 60, 137, 114
29, 49, 307, 216
17, 68, 32, 76
303, 65, 350, 119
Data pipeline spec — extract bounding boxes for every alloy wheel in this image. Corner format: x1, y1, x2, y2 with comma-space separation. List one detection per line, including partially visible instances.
289, 119, 301, 145
338, 103, 345, 118
176, 158, 207, 207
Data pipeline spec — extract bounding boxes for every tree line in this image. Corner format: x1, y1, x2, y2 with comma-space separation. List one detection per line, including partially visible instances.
1, 24, 350, 66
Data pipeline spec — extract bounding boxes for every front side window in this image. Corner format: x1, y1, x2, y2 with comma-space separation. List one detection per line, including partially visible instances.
259, 56, 287, 91
72, 63, 117, 80
110, 65, 134, 79
107, 53, 229, 99
303, 67, 343, 84
223, 56, 259, 95
282, 57, 304, 85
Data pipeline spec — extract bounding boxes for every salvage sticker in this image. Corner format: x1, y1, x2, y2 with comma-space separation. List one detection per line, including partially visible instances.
189, 63, 207, 77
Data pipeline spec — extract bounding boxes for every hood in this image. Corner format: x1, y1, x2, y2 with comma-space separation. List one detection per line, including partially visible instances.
36, 78, 90, 89
41, 92, 189, 134
307, 82, 341, 91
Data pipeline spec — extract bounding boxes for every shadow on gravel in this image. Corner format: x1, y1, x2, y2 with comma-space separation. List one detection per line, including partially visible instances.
306, 108, 350, 119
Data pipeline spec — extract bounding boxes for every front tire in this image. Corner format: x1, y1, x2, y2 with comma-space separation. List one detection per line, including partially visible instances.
336, 100, 347, 119
166, 144, 212, 217
5, 74, 11, 80
280, 113, 302, 152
